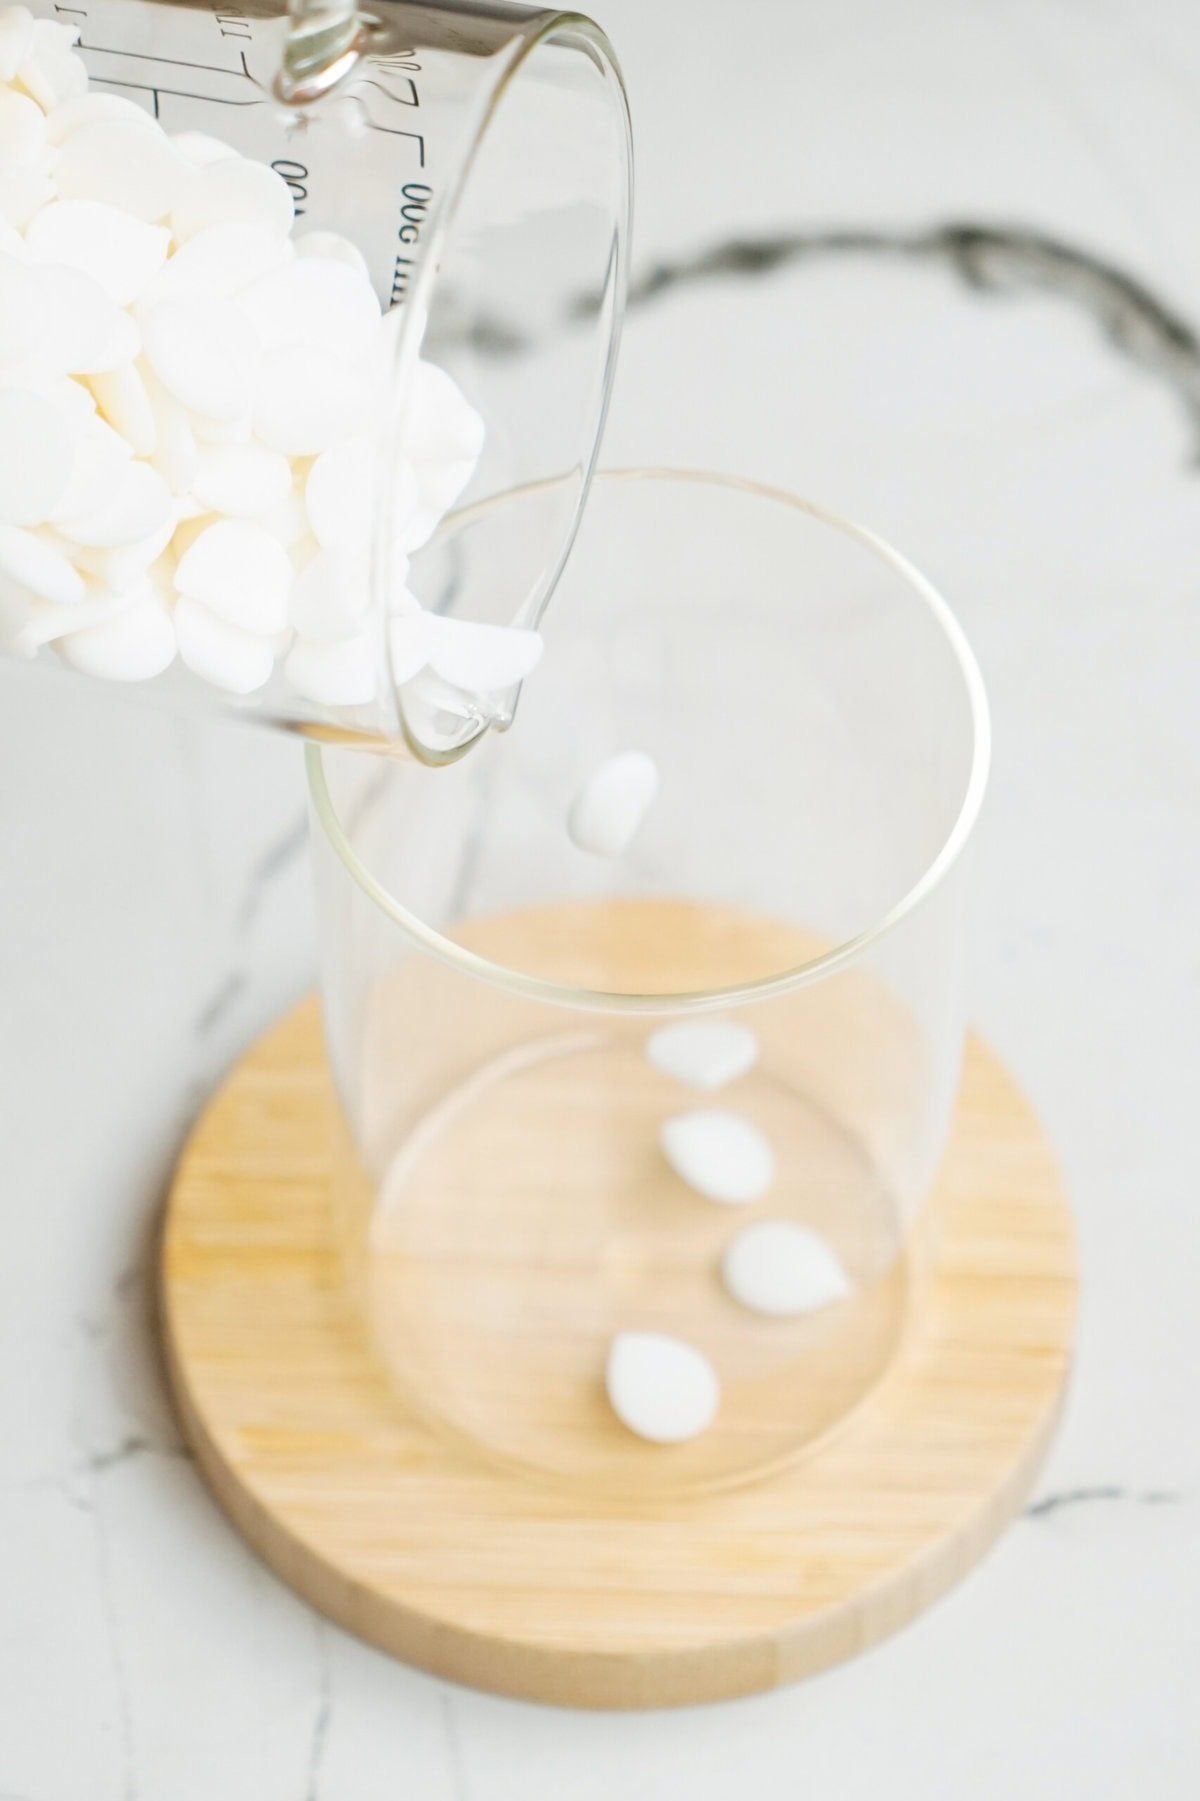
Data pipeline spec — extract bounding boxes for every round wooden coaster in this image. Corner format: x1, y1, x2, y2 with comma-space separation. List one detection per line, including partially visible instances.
160, 1000, 1075, 1709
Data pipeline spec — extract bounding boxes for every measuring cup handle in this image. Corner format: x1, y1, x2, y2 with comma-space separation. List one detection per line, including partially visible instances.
276, 0, 377, 105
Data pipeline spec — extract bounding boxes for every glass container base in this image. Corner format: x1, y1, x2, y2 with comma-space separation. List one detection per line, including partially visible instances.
355, 898, 911, 1493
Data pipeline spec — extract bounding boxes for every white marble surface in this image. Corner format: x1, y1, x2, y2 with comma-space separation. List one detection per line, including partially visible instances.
2, 0, 1198, 1792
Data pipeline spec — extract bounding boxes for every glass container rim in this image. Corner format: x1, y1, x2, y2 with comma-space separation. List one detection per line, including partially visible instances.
377, 8, 633, 731
312, 466, 992, 1017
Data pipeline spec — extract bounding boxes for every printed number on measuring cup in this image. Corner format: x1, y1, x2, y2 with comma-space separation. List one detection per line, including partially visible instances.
391, 183, 433, 302
397, 182, 431, 245
365, 47, 421, 108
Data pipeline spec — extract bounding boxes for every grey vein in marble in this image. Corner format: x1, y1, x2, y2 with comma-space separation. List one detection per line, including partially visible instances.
188, 806, 308, 1044
92, 1491, 136, 1801
619, 222, 1200, 451
438, 1689, 472, 1801
1026, 1485, 1182, 1519
235, 809, 309, 935
74, 1246, 190, 1470
193, 969, 249, 1040
462, 214, 1200, 448
305, 1622, 333, 1801
85, 1432, 192, 1475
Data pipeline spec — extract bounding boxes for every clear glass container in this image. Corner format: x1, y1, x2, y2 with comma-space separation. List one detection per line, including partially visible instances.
307, 469, 991, 1494
1, 0, 631, 756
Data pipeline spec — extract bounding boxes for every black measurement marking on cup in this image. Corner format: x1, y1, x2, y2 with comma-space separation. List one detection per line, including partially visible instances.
70, 9, 431, 262
374, 50, 430, 298
390, 181, 433, 303
377, 49, 422, 73
73, 20, 262, 120
78, 41, 254, 79
211, 6, 252, 43
272, 158, 308, 218
362, 75, 418, 108
205, 0, 251, 42
364, 47, 422, 103
355, 49, 425, 164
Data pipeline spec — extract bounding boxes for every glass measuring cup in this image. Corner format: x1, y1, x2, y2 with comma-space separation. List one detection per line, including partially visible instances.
0, 0, 631, 758
308, 470, 990, 1493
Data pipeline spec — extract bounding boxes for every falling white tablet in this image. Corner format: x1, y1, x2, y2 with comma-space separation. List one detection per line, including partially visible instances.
722, 1220, 852, 1318
567, 750, 658, 857
646, 1020, 759, 1092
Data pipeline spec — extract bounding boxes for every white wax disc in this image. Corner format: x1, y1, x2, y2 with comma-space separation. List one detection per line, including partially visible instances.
605, 1332, 720, 1445
50, 415, 131, 523
45, 92, 156, 144
191, 443, 292, 517
28, 16, 78, 51
54, 119, 184, 222
645, 1021, 760, 1093
171, 156, 294, 243
26, 200, 170, 306
21, 373, 95, 426
76, 522, 172, 594
36, 262, 140, 376
0, 249, 45, 362
191, 411, 252, 446
392, 459, 438, 553
87, 363, 156, 455
60, 592, 175, 681
305, 436, 374, 550
403, 357, 485, 465
388, 549, 414, 611
567, 751, 659, 857
0, 7, 34, 83
388, 611, 432, 684
252, 488, 308, 549
18, 26, 87, 110
238, 255, 381, 354
141, 296, 259, 422
142, 220, 294, 307
294, 230, 370, 282
0, 165, 53, 227
174, 594, 275, 694
0, 215, 28, 258
174, 518, 292, 635
17, 588, 131, 651
0, 520, 85, 605
414, 456, 475, 518
169, 130, 240, 169
660, 1109, 776, 1207
252, 346, 373, 457
288, 545, 369, 642
144, 376, 198, 494
284, 632, 376, 707
423, 615, 544, 692
0, 87, 46, 166
0, 388, 74, 525
57, 457, 170, 547
721, 1221, 852, 1319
